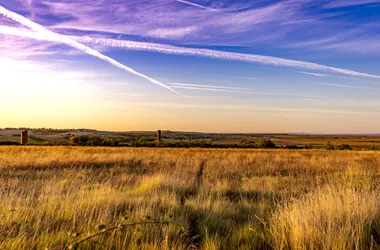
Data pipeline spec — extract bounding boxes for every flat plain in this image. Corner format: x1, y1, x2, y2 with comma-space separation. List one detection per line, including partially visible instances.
1, 129, 380, 149
0, 146, 379, 249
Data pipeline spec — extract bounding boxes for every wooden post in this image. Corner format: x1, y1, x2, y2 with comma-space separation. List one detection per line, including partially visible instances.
157, 130, 162, 147
21, 129, 28, 145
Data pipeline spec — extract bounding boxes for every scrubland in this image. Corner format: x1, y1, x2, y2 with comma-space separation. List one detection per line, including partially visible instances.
0, 147, 379, 249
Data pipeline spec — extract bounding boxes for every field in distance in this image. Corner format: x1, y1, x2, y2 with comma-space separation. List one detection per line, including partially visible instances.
1, 128, 380, 149
0, 146, 379, 249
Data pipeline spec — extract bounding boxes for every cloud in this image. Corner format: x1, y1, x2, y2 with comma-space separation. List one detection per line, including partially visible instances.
18, 0, 298, 45
0, 5, 182, 95
230, 76, 259, 81
123, 101, 377, 115
5, 0, 377, 51
72, 36, 380, 79
3, 23, 380, 80
309, 81, 380, 91
169, 85, 251, 93
168, 82, 349, 100
145, 26, 198, 39
296, 71, 328, 77
176, 0, 217, 11
324, 0, 380, 8
168, 82, 256, 93
283, 26, 380, 54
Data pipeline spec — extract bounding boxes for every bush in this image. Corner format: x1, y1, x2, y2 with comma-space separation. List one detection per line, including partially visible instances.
324, 141, 335, 150
259, 139, 277, 149
337, 144, 352, 150
369, 145, 378, 151
0, 141, 20, 146
70, 135, 119, 146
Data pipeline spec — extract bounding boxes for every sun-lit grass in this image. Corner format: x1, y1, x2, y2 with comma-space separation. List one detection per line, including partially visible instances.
0, 147, 379, 249
270, 185, 380, 250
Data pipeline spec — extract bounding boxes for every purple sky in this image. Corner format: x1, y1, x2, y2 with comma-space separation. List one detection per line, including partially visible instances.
1, 0, 380, 133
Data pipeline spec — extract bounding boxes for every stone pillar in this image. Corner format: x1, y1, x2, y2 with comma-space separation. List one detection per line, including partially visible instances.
157, 130, 162, 147
21, 130, 28, 145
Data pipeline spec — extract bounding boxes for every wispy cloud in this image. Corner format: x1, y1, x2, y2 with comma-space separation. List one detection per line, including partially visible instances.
218, 75, 259, 81
324, 0, 380, 8
176, 0, 217, 11
296, 71, 328, 77
0, 5, 181, 95
72, 36, 380, 79
309, 81, 380, 91
13, 0, 300, 45
123, 101, 377, 115
169, 85, 251, 93
168, 82, 256, 93
3, 23, 379, 80
234, 76, 259, 81
5, 0, 377, 51
145, 26, 198, 39
168, 82, 349, 100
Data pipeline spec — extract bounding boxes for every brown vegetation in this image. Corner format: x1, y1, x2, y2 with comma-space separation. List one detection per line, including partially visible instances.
0, 147, 379, 249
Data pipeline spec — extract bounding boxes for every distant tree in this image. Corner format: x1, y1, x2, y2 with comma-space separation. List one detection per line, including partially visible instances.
70, 135, 119, 146
259, 139, 277, 149
0, 141, 20, 145
285, 145, 300, 149
337, 144, 352, 150
239, 139, 257, 148
368, 145, 378, 151
324, 141, 336, 150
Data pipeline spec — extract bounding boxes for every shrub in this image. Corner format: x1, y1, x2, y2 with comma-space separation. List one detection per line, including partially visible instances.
259, 139, 277, 149
70, 135, 119, 146
324, 141, 335, 150
337, 144, 352, 150
0, 141, 20, 145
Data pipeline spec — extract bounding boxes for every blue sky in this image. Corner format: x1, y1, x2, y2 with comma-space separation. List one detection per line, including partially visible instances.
1, 0, 380, 133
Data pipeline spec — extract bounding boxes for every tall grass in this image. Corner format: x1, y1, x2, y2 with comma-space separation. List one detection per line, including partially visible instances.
0, 147, 378, 249
270, 186, 380, 250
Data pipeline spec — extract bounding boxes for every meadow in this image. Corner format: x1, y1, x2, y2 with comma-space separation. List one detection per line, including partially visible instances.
0, 146, 379, 249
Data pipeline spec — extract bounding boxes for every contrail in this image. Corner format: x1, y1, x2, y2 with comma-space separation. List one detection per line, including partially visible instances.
296, 71, 328, 77
3, 25, 380, 80
309, 81, 380, 91
176, 0, 217, 11
72, 36, 380, 79
0, 6, 182, 96
170, 85, 253, 93
168, 82, 256, 91
168, 83, 348, 100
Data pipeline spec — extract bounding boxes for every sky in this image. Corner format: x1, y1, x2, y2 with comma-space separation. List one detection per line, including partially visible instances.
1, 0, 380, 133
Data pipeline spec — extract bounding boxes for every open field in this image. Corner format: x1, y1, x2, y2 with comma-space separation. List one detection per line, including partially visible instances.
0, 147, 379, 249
1, 129, 380, 149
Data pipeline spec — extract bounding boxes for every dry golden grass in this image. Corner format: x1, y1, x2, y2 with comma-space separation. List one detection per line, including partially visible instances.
0, 147, 379, 249
270, 186, 380, 250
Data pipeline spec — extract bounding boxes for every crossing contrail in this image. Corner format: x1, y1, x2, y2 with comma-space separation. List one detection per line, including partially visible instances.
73, 36, 380, 80
2, 25, 380, 80
0, 5, 182, 95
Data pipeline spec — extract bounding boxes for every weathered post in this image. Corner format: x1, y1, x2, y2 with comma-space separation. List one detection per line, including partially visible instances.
21, 129, 28, 145
157, 130, 162, 147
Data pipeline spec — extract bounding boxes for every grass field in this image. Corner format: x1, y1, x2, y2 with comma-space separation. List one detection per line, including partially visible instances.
0, 147, 379, 249
2, 129, 380, 149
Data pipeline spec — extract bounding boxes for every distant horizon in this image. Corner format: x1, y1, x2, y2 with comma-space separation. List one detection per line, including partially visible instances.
1, 127, 379, 136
